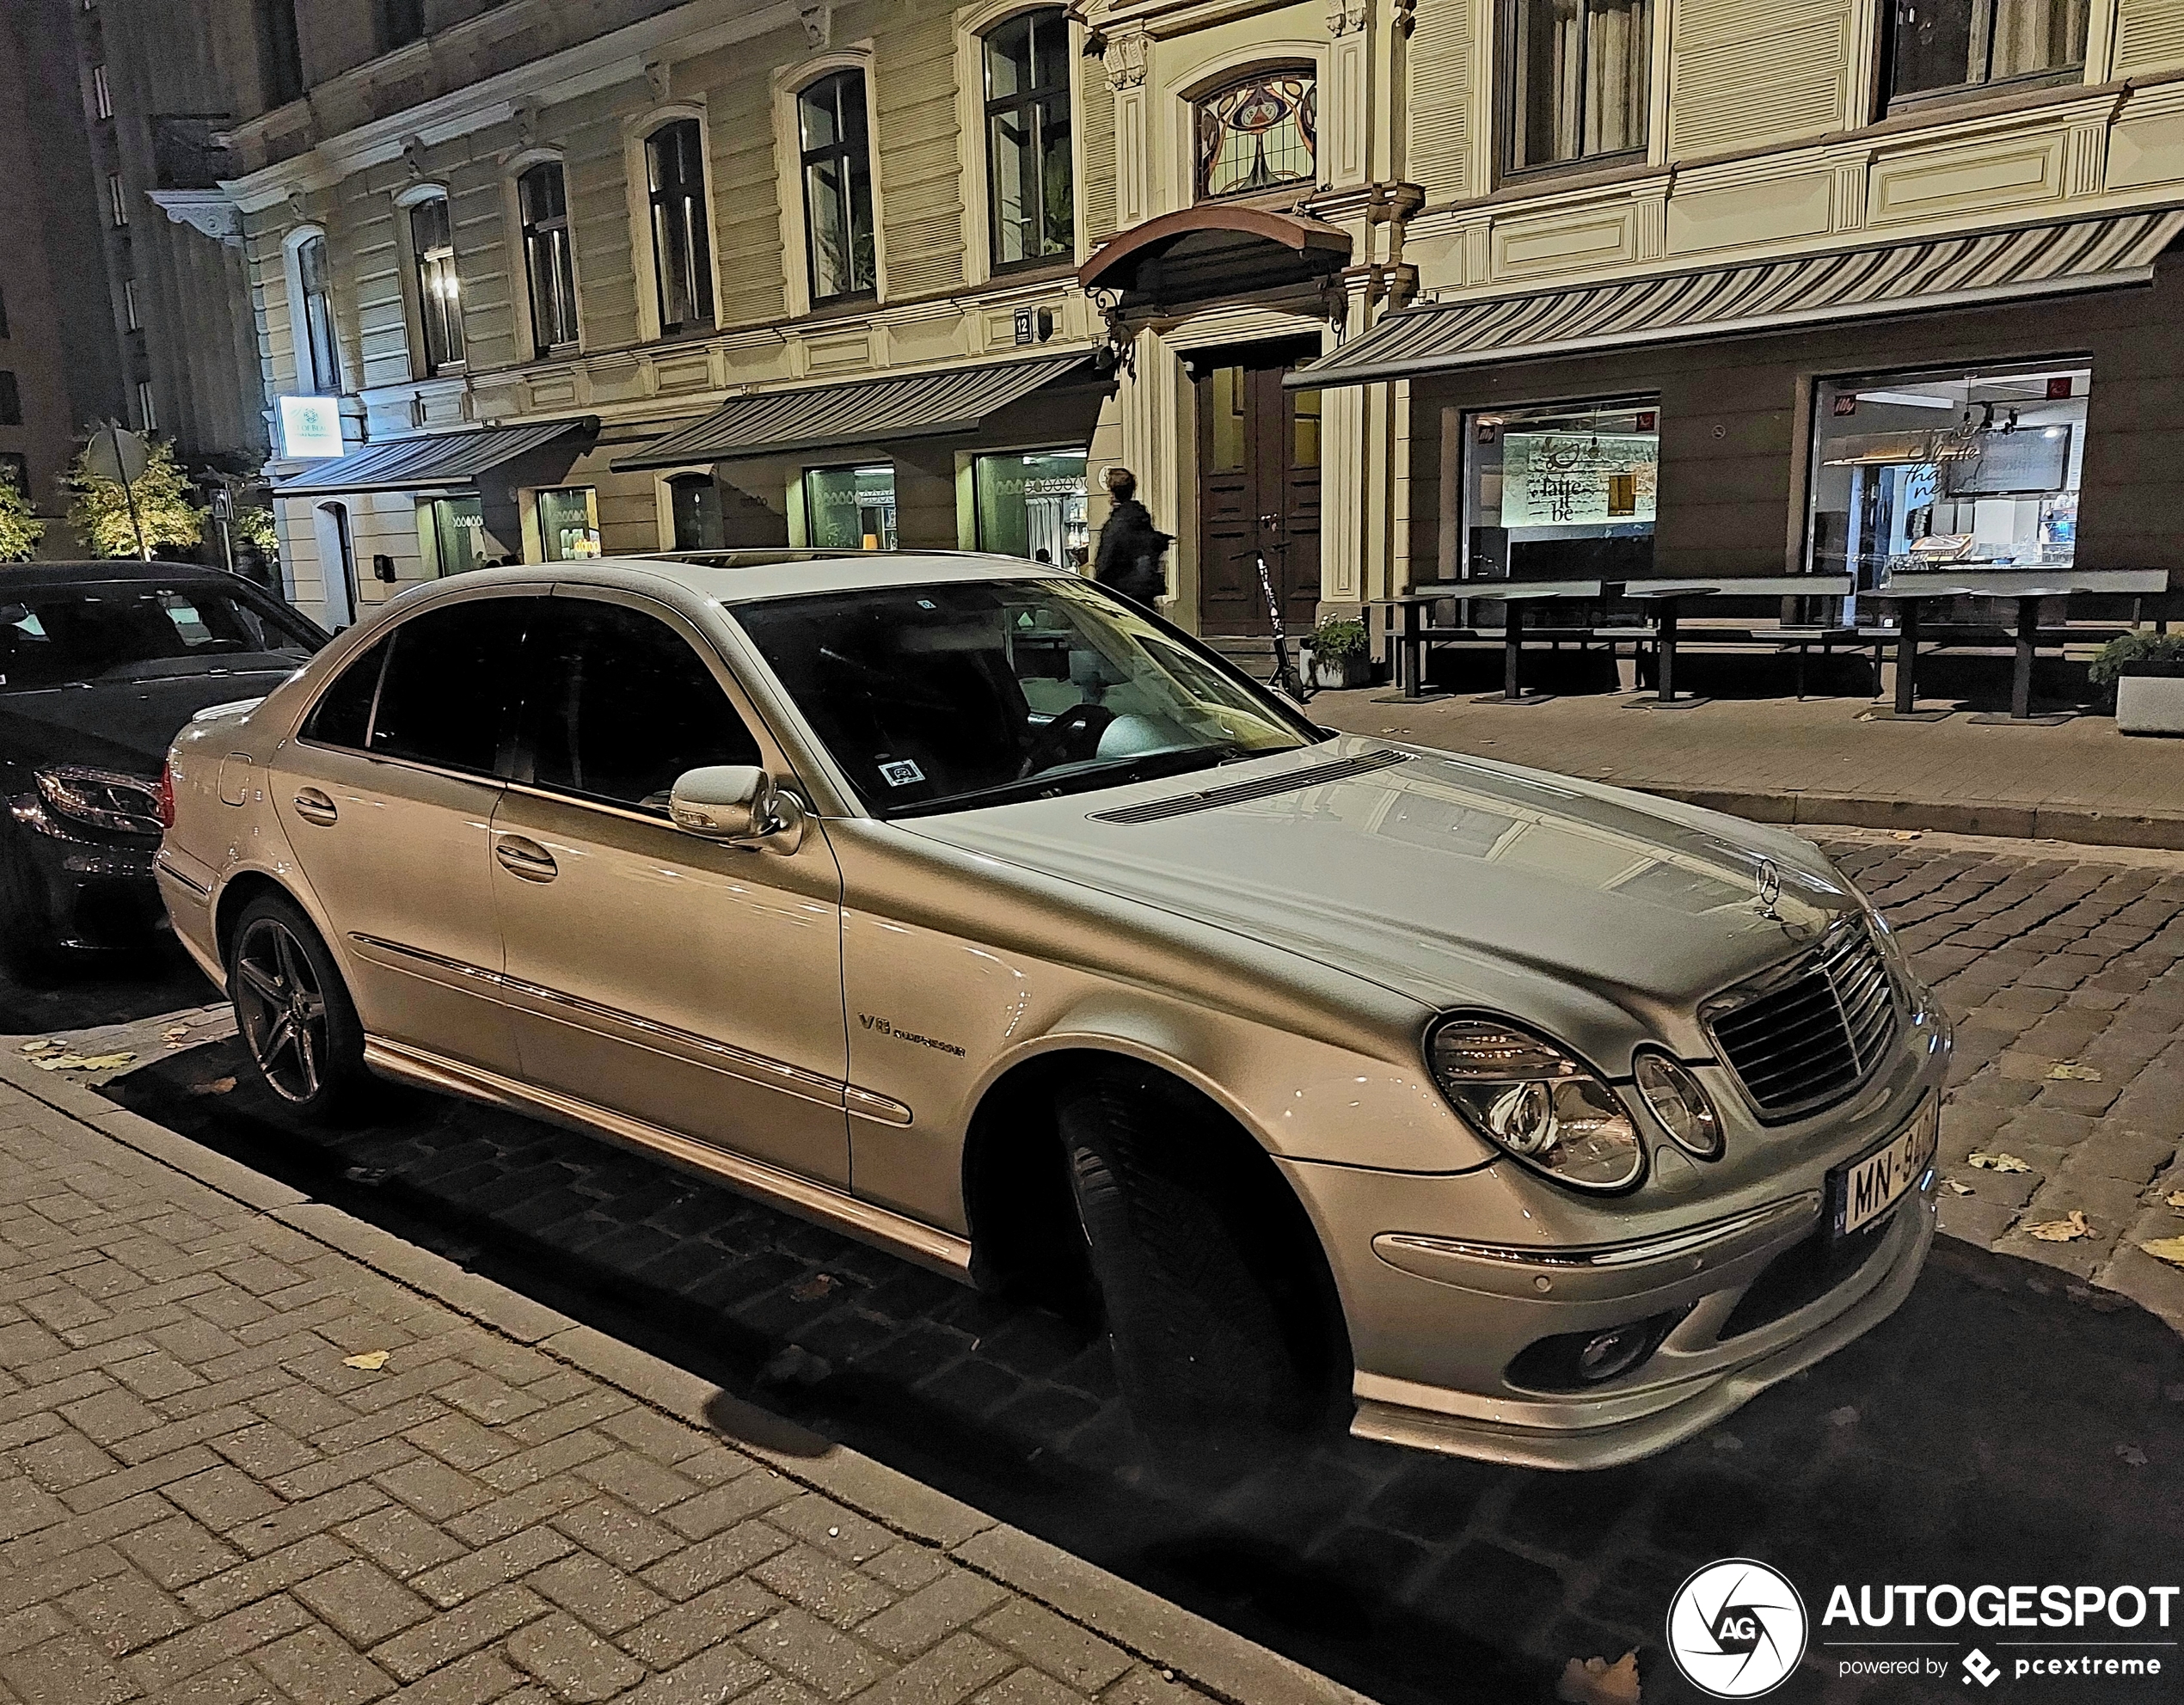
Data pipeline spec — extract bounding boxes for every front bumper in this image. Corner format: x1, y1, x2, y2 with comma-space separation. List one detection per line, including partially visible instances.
6, 801, 163, 951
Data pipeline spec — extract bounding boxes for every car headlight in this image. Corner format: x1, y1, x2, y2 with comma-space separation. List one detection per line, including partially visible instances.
1427, 1018, 1646, 1192
34, 765, 165, 837
1632, 1050, 1723, 1159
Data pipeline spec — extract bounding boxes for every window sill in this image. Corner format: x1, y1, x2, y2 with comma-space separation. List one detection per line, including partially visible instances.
987, 257, 1079, 287
1491, 150, 1653, 200
1880, 67, 2092, 126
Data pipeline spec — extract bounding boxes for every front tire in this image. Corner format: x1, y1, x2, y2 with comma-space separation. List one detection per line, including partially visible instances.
227, 893, 366, 1119
1057, 1068, 1331, 1460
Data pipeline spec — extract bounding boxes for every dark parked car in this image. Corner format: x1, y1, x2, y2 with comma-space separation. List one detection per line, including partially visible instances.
1, 561, 327, 969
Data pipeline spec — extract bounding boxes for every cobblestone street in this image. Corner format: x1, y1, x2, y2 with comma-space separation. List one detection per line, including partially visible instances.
2, 829, 2181, 1705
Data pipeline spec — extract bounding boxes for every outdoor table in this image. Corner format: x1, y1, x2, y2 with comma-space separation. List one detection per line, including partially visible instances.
1365, 585, 1463, 700
1868, 567, 2170, 721
1453, 579, 1604, 703
1612, 576, 1854, 708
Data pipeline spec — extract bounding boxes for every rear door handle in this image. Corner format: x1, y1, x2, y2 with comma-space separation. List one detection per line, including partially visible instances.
494, 834, 558, 883
292, 787, 337, 826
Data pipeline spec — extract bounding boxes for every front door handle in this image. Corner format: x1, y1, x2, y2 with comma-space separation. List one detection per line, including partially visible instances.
494, 834, 558, 883
292, 787, 337, 826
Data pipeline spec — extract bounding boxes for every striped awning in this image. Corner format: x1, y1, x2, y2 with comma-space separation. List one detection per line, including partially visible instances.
1292, 209, 2184, 389
272, 418, 594, 496
612, 352, 1100, 472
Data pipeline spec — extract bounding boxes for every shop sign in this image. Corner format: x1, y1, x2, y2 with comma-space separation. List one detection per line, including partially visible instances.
278, 396, 344, 459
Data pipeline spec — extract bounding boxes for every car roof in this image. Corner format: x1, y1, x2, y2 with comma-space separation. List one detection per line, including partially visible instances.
0, 561, 256, 591
529, 549, 1071, 605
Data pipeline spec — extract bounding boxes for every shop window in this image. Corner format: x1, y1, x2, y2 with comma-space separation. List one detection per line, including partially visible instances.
973, 449, 1088, 565
255, 0, 303, 107
518, 163, 580, 355
537, 486, 600, 561
668, 472, 726, 549
646, 120, 715, 334
1810, 364, 2090, 589
804, 464, 895, 550
985, 9, 1074, 268
407, 194, 464, 375
1462, 396, 1659, 580
295, 234, 340, 394
1506, 0, 1651, 173
1886, 0, 2086, 106
799, 72, 877, 302
1196, 71, 1316, 199
422, 494, 488, 576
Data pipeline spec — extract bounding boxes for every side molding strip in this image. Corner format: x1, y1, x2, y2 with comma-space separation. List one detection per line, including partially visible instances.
360, 1036, 969, 1280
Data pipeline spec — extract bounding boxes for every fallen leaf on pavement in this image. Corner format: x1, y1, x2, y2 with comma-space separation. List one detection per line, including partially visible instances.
1893, 830, 1923, 841
1825, 1405, 1859, 1428
19, 1040, 61, 1056
2047, 1063, 2103, 1082
31, 1052, 136, 1072
1558, 1653, 1641, 1705
2166, 1190, 2184, 1211
788, 1273, 837, 1302
162, 1025, 191, 1047
186, 1076, 236, 1097
1968, 1151, 2033, 1174
1942, 1179, 1974, 1196
341, 1351, 390, 1371
2141, 1236, 2184, 1269
2116, 1444, 2148, 1468
2027, 1211, 2094, 1242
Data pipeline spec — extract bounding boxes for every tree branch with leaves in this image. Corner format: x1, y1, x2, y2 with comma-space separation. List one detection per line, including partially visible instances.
64, 434, 206, 558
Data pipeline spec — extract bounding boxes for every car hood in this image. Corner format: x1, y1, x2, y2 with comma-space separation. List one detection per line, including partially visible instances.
0, 664, 297, 779
900, 736, 1861, 1030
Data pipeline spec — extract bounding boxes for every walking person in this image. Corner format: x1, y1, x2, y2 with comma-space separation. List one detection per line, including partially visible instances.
1091, 467, 1171, 609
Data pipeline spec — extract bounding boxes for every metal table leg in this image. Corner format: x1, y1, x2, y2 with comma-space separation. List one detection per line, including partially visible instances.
1655, 600, 1680, 703
2011, 594, 2037, 721
1894, 601, 1920, 715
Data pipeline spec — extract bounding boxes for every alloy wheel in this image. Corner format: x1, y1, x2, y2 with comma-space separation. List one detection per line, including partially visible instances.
232, 917, 329, 1104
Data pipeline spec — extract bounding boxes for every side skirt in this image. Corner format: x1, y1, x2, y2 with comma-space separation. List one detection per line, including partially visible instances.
361, 1036, 975, 1283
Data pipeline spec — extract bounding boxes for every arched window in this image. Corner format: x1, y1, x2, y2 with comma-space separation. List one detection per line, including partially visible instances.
294, 233, 340, 394
1194, 70, 1317, 199
797, 72, 876, 303
983, 9, 1073, 268
518, 162, 579, 354
405, 193, 463, 374
645, 120, 714, 334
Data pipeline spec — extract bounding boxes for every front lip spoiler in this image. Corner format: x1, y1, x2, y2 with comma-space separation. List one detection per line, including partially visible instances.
1349, 1185, 1936, 1469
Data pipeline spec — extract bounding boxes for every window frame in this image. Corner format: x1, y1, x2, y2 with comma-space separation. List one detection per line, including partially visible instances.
287, 230, 342, 396
1458, 392, 1662, 581
1191, 64, 1321, 203
980, 7, 1077, 275
1879, 0, 2089, 113
796, 70, 880, 306
0, 371, 20, 427
1496, 0, 1655, 184
642, 117, 717, 338
513, 158, 581, 357
402, 190, 465, 377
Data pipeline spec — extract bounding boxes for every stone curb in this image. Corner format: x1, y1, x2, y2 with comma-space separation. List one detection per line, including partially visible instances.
0, 1051, 1375, 1705
1614, 784, 2184, 852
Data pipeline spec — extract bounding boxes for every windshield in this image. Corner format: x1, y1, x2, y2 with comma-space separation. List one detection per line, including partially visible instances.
732, 577, 1320, 817
0, 584, 322, 691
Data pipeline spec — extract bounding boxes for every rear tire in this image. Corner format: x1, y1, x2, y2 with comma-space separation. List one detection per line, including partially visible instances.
1057, 1068, 1330, 1463
226, 892, 367, 1120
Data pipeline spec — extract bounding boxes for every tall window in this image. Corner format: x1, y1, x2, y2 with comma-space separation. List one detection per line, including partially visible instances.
92, 64, 113, 120
646, 120, 714, 334
1196, 72, 1317, 199
255, 0, 302, 108
0, 372, 19, 427
799, 72, 877, 303
136, 380, 158, 432
985, 10, 1074, 268
107, 174, 129, 226
297, 234, 340, 393
1886, 0, 2087, 104
1506, 0, 1651, 172
518, 163, 579, 354
376, 0, 425, 52
408, 194, 464, 375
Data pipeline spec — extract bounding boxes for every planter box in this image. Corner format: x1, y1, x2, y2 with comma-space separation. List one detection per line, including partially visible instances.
1304, 652, 1372, 690
2116, 674, 2184, 735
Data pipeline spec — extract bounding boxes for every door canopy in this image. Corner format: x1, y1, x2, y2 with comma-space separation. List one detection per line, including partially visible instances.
1077, 205, 1352, 316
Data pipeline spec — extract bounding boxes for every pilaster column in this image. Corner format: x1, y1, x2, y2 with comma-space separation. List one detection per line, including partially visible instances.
1101, 27, 1151, 229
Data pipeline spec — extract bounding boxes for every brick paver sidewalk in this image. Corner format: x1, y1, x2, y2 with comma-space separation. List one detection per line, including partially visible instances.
0, 1070, 1359, 1705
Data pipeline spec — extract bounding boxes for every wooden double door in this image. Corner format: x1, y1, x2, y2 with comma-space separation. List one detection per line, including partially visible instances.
1195, 342, 1322, 635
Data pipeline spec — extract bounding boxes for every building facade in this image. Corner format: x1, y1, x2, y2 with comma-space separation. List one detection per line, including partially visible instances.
182, 0, 2184, 632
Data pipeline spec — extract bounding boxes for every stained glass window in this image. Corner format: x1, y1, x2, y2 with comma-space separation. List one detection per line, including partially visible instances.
1196, 72, 1316, 199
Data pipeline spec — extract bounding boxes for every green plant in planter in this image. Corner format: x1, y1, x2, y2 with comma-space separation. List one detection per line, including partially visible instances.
2089, 630, 2184, 686
1309, 618, 1369, 662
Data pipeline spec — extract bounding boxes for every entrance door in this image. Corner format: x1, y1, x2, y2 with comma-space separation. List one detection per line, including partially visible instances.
1195, 344, 1322, 635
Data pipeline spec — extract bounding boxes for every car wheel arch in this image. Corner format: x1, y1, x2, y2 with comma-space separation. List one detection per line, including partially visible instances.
213, 869, 327, 972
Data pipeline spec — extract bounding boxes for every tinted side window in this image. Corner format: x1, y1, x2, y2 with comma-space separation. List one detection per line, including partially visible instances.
300, 637, 390, 750
525, 599, 761, 810
369, 600, 537, 775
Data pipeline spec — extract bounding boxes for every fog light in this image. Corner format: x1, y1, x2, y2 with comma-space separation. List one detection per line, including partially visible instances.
1506, 1307, 1690, 1394
1576, 1325, 1653, 1383
1634, 1050, 1723, 1159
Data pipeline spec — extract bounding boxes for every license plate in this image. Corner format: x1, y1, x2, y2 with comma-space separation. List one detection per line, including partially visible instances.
1831, 1098, 1938, 1238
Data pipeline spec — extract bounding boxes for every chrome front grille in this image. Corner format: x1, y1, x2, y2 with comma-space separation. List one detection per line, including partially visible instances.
1705, 920, 1899, 1120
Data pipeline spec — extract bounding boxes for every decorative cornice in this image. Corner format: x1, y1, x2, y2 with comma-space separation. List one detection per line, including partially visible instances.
148, 189, 242, 248
1102, 28, 1150, 90
1326, 0, 1367, 35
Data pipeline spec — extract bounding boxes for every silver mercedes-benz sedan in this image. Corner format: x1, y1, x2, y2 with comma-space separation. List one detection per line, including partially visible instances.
156, 552, 1948, 1469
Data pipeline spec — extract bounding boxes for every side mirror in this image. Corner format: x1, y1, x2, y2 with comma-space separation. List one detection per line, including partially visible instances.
668, 765, 806, 853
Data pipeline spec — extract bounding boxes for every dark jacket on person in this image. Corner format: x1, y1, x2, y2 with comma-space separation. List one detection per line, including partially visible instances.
1092, 499, 1172, 607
